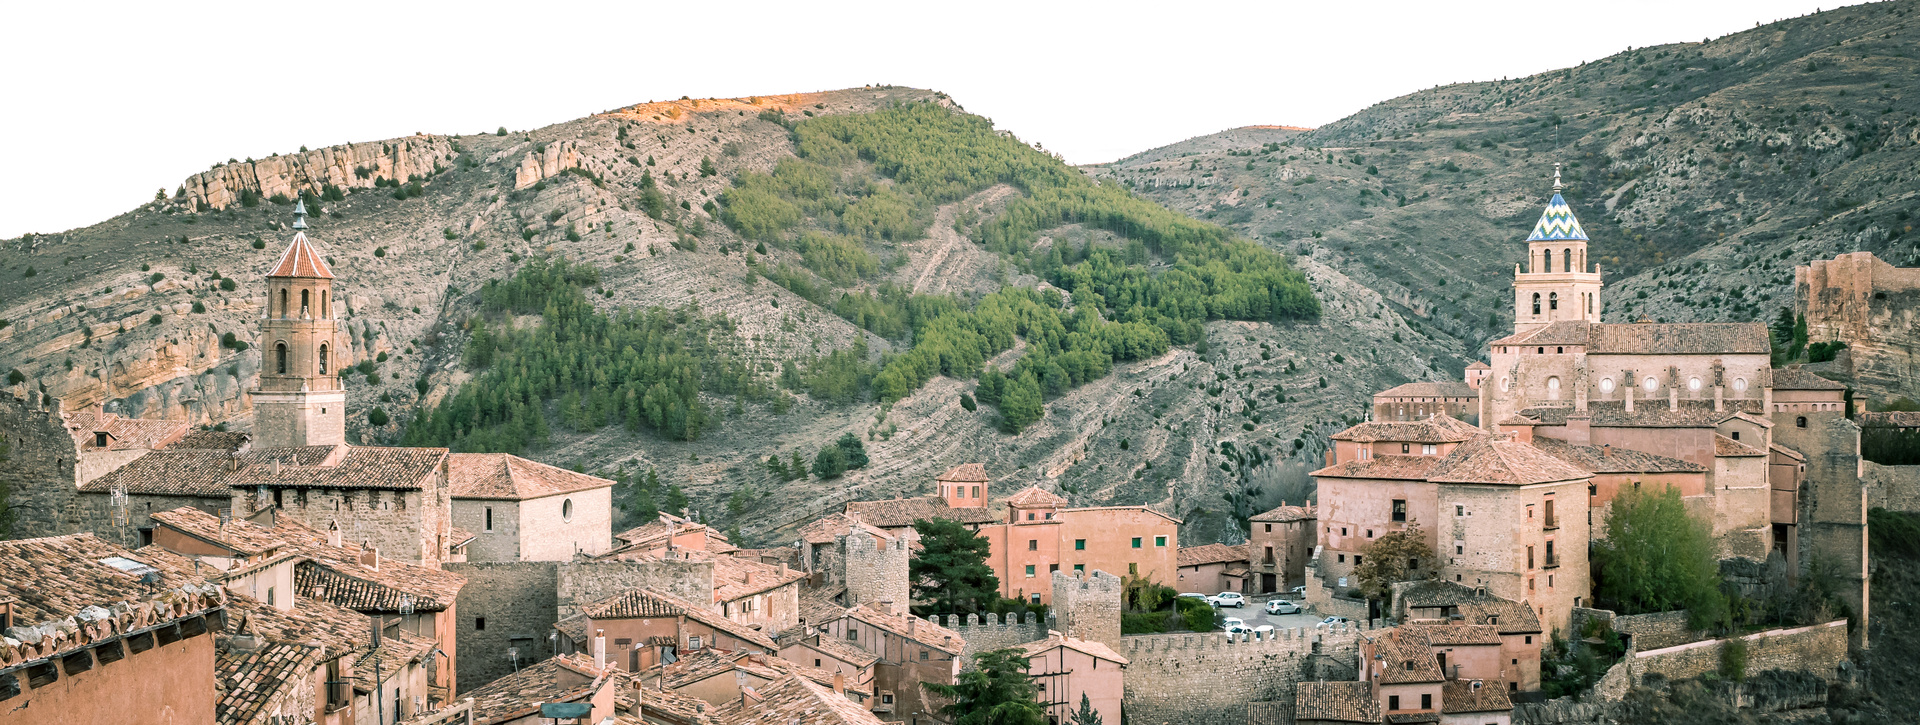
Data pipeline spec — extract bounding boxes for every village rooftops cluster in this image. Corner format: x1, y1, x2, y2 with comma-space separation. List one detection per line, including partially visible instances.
79, 442, 448, 495
0, 534, 226, 669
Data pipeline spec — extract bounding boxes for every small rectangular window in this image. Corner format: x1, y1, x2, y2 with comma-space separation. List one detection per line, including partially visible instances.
1131, 537, 1142, 548
1389, 695, 1400, 711
1353, 555, 1362, 566
475, 617, 486, 631
1421, 694, 1431, 710
920, 650, 929, 660
1028, 539, 1038, 551
1025, 565, 1035, 577
1391, 499, 1407, 522
848, 629, 858, 641
1075, 539, 1086, 550
1073, 564, 1084, 572
484, 507, 493, 532
1155, 536, 1167, 547
1264, 524, 1272, 533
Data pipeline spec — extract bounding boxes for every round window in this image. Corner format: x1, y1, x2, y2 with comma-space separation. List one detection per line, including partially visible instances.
1599, 377, 1615, 394
562, 498, 573, 522
1643, 376, 1658, 392
1732, 378, 1748, 394
1688, 377, 1702, 391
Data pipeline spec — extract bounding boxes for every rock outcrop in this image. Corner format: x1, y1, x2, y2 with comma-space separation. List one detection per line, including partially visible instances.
181, 136, 456, 210
1797, 252, 1920, 402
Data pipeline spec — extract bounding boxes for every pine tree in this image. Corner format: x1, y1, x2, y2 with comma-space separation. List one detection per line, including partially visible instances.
1070, 693, 1102, 725
998, 372, 1044, 434
812, 446, 848, 479
911, 518, 1001, 615
835, 432, 869, 469
667, 484, 689, 516
790, 450, 808, 479
699, 157, 718, 177
921, 649, 1048, 725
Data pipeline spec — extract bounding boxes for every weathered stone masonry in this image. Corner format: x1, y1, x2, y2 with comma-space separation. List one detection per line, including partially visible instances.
1122, 625, 1363, 725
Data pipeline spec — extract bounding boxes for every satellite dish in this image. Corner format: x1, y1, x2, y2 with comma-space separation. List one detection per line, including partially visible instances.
539, 702, 593, 719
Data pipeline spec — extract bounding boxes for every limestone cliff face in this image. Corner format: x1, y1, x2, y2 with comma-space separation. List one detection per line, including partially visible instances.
513, 140, 586, 190
181, 136, 456, 210
1797, 252, 1920, 402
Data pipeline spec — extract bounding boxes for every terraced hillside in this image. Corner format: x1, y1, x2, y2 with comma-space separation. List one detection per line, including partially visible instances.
0, 88, 1443, 547
1106, 0, 1920, 362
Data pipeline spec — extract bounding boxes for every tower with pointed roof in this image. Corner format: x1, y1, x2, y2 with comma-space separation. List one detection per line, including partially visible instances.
1511, 165, 1602, 334
251, 201, 347, 447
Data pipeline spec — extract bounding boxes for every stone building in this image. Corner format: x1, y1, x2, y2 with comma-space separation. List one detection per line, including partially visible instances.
813, 602, 966, 725
1796, 251, 1920, 401
1248, 502, 1315, 594
794, 511, 911, 610
448, 452, 614, 562
977, 485, 1181, 605
653, 649, 874, 707
1373, 381, 1480, 424
613, 512, 737, 556
554, 587, 778, 672
250, 201, 349, 450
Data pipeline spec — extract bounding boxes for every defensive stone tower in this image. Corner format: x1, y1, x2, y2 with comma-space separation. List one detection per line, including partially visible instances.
1512, 165, 1603, 334
842, 528, 911, 608
251, 201, 348, 448
1052, 568, 1122, 651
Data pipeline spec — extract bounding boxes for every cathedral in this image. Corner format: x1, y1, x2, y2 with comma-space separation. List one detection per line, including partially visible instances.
1309, 168, 1868, 643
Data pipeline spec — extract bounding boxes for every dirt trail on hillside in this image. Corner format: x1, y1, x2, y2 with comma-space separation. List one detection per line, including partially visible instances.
907, 185, 1018, 295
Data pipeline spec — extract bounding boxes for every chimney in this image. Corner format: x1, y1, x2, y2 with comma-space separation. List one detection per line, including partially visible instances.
327, 522, 342, 548
594, 629, 607, 670
908, 617, 917, 636
272, 458, 281, 475
229, 454, 240, 472
832, 672, 845, 695
742, 686, 762, 705
370, 614, 384, 647
360, 543, 379, 570
1601, 444, 1611, 459
1714, 384, 1724, 413
745, 571, 756, 587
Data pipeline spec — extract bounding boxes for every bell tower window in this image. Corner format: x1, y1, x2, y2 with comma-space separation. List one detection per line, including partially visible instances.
1531, 293, 1541, 315
279, 289, 288, 318
1541, 249, 1550, 273
1563, 249, 1572, 272
275, 343, 288, 374
1549, 292, 1558, 310
321, 290, 328, 318
301, 289, 310, 315
319, 344, 329, 375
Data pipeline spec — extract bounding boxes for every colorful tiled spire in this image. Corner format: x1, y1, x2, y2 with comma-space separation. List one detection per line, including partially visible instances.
1525, 164, 1588, 242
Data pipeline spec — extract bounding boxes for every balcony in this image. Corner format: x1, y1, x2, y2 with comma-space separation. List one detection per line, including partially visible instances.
1543, 554, 1559, 569
1542, 515, 1558, 531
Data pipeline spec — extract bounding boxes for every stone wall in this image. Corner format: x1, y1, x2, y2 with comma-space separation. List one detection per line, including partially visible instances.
1797, 252, 1920, 402
0, 392, 81, 538
73, 491, 229, 548
1864, 461, 1920, 513
1631, 620, 1849, 683
1610, 610, 1704, 651
180, 136, 457, 211
1052, 569, 1122, 650
233, 485, 440, 565
841, 531, 909, 608
935, 611, 1053, 663
1513, 669, 1835, 724
555, 558, 714, 618
445, 561, 560, 693
1120, 624, 1362, 725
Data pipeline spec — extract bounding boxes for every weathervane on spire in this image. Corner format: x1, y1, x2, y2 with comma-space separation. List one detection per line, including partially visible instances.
292, 198, 308, 230
1552, 163, 1563, 192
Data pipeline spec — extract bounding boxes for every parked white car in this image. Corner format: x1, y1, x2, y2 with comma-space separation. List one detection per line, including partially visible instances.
1319, 616, 1350, 626
1177, 592, 1211, 602
1222, 617, 1249, 633
1289, 585, 1307, 599
1251, 625, 1275, 636
1266, 599, 1301, 615
1211, 592, 1247, 608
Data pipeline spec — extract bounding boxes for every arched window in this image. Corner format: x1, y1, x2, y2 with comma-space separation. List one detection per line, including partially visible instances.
300, 289, 310, 314
1542, 249, 1551, 273
1547, 376, 1561, 400
279, 289, 288, 318
321, 290, 328, 318
1563, 249, 1573, 272
1531, 293, 1541, 315
318, 344, 329, 375
275, 343, 288, 374
1796, 416, 1808, 428
1549, 292, 1558, 310
1587, 293, 1594, 314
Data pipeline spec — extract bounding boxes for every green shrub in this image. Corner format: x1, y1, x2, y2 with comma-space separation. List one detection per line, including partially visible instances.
374, 247, 387, 258
192, 301, 206, 313
1720, 637, 1748, 681
496, 127, 508, 136
148, 314, 162, 326
444, 228, 460, 240
149, 272, 164, 285
219, 278, 238, 291
368, 407, 390, 426
251, 240, 266, 249
6, 369, 25, 385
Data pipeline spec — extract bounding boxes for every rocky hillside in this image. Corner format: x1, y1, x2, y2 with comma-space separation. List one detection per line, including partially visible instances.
0, 88, 1441, 547
1104, 0, 1920, 361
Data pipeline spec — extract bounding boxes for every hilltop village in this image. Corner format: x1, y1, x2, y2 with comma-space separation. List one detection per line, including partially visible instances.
0, 174, 1912, 725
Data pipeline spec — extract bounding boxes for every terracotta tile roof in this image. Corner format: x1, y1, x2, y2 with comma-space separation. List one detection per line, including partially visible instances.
273, 519, 466, 612
1522, 399, 1767, 428
1771, 368, 1847, 390
789, 633, 880, 669
1497, 414, 1538, 426
1251, 503, 1315, 523
796, 513, 894, 546
170, 430, 254, 451
1294, 681, 1379, 723
841, 602, 963, 654
799, 586, 848, 626
1004, 486, 1069, 508
466, 652, 609, 725
151, 506, 291, 557
614, 513, 730, 549
212, 585, 369, 662
714, 674, 888, 725
1375, 635, 1444, 684
1529, 437, 1706, 474
0, 534, 226, 669
1016, 631, 1129, 664
1397, 581, 1541, 634
580, 588, 777, 649
1397, 623, 1502, 646
1059, 505, 1183, 525
1714, 434, 1765, 457
1331, 415, 1485, 444
353, 628, 435, 693
936, 463, 990, 482
1589, 322, 1770, 355
711, 554, 807, 602
1467, 361, 1490, 370
1177, 543, 1247, 568
1769, 443, 1806, 461
1426, 437, 1591, 485
216, 642, 320, 725
79, 445, 337, 496
1373, 381, 1476, 399
733, 547, 802, 567
843, 497, 999, 529
1385, 714, 1438, 724
229, 445, 448, 491
62, 411, 190, 451
1311, 454, 1445, 481
448, 453, 613, 500
555, 613, 589, 643
664, 650, 868, 697
449, 527, 477, 547
1490, 320, 1593, 348
267, 231, 334, 279
1441, 679, 1512, 714
638, 684, 717, 725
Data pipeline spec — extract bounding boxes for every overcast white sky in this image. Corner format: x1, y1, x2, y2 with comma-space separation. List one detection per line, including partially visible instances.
0, 0, 1846, 239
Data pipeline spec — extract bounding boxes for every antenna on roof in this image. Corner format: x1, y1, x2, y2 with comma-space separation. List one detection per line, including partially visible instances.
292, 199, 308, 230
1552, 163, 1563, 192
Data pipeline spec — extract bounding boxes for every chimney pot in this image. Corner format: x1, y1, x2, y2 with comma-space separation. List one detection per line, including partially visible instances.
832, 672, 845, 695
594, 629, 607, 670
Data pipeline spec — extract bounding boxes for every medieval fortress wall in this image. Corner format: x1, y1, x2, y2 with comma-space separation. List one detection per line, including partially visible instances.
1123, 625, 1364, 725
1797, 251, 1920, 401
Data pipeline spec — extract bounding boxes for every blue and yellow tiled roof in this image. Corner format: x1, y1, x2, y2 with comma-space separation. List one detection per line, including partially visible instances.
1526, 192, 1588, 241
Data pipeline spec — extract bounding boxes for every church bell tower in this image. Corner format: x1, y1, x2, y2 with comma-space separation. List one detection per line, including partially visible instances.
1512, 165, 1604, 334
251, 201, 347, 447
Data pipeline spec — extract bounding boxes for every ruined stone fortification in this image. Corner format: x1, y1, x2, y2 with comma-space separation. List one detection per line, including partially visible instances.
182, 136, 457, 211
1052, 569, 1122, 650
841, 530, 909, 608
936, 610, 1054, 663
0, 392, 80, 538
445, 561, 560, 693
1121, 624, 1362, 725
1864, 460, 1920, 512
1797, 252, 1920, 402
